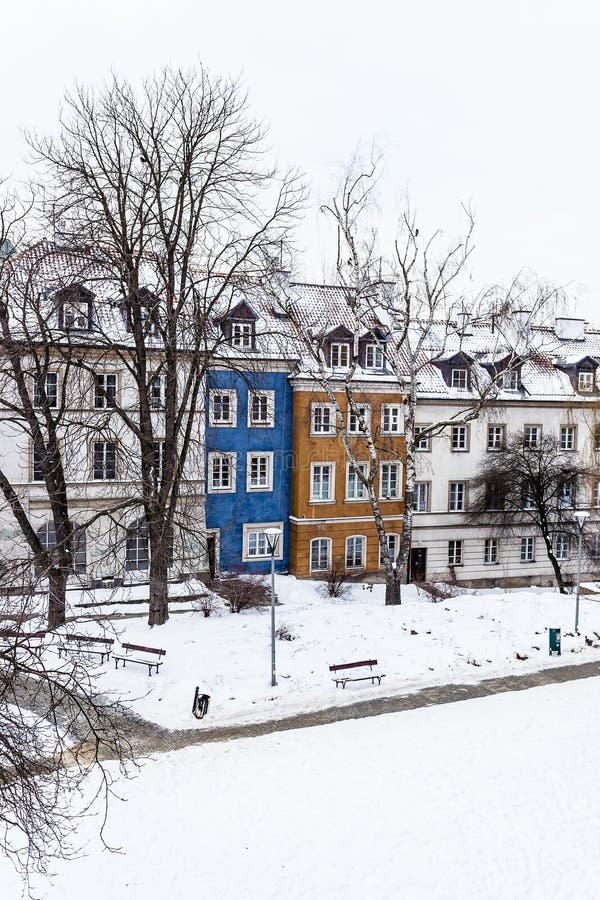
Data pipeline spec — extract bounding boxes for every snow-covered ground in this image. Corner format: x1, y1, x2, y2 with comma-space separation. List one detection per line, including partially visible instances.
38, 575, 600, 729
3, 676, 600, 899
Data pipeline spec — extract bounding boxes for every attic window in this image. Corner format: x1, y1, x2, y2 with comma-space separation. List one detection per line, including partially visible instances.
56, 284, 94, 331
451, 368, 468, 390
365, 344, 384, 370
501, 370, 518, 390
232, 322, 254, 348
578, 371, 594, 392
124, 287, 161, 337
330, 343, 350, 368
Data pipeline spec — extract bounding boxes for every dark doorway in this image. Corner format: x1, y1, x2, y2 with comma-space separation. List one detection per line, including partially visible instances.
207, 534, 217, 578
410, 548, 427, 583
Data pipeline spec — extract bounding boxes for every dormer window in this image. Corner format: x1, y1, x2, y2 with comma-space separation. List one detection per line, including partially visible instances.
232, 322, 254, 348
501, 370, 518, 390
330, 343, 350, 368
123, 287, 161, 338
578, 370, 594, 392
451, 368, 468, 390
365, 344, 384, 370
56, 284, 94, 331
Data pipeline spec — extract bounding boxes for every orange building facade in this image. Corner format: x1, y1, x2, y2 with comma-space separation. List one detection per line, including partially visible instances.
289, 379, 406, 579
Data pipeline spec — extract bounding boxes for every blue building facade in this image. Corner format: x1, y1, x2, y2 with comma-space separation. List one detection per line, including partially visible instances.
204, 367, 294, 573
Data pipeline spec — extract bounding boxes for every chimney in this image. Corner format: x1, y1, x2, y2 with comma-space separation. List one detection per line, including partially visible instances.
555, 317, 585, 341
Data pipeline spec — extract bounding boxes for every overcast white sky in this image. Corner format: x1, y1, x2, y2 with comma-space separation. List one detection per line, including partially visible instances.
2, 0, 599, 318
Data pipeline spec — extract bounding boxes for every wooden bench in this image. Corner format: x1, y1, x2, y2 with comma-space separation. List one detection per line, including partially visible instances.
113, 642, 166, 676
0, 629, 47, 656
329, 659, 385, 689
58, 634, 114, 663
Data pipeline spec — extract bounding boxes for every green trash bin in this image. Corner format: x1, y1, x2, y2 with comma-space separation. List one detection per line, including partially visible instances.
549, 628, 561, 656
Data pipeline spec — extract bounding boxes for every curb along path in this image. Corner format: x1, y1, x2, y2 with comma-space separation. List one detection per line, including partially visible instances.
104, 657, 600, 760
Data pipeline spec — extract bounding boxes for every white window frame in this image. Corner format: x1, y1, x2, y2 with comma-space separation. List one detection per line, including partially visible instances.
150, 373, 167, 409
555, 533, 570, 561
209, 389, 237, 427
560, 425, 576, 451
346, 461, 369, 500
414, 424, 431, 451
365, 343, 384, 370
93, 440, 117, 481
558, 481, 574, 509
414, 482, 429, 512
484, 538, 499, 565
345, 534, 366, 570
594, 480, 600, 508
348, 404, 371, 435
451, 368, 468, 389
246, 451, 274, 492
590, 533, 600, 559
34, 372, 58, 409
310, 537, 331, 573
380, 462, 402, 500
521, 537, 535, 562
207, 452, 237, 493
524, 425, 541, 449
451, 425, 469, 452
382, 404, 403, 435
448, 539, 463, 566
242, 521, 284, 562
311, 403, 336, 435
310, 462, 335, 502
248, 390, 275, 428
487, 425, 505, 451
449, 481, 466, 512
578, 370, 594, 392
501, 370, 518, 390
232, 322, 253, 348
152, 440, 165, 486
379, 533, 399, 567
330, 342, 350, 369
94, 372, 118, 409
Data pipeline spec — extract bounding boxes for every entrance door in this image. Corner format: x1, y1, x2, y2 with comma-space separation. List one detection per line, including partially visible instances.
207, 534, 217, 579
410, 548, 427, 583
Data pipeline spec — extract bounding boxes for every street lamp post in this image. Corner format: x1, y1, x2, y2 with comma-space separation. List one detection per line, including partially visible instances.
263, 527, 282, 687
574, 510, 590, 634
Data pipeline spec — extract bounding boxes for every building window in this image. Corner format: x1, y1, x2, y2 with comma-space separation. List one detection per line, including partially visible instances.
311, 403, 336, 435
448, 540, 463, 566
330, 343, 350, 368
594, 480, 600, 508
414, 424, 431, 451
382, 404, 403, 435
555, 533, 570, 561
35, 522, 86, 575
94, 373, 117, 409
208, 453, 236, 492
451, 425, 468, 452
521, 537, 535, 562
379, 533, 399, 567
380, 462, 402, 499
246, 452, 273, 492
152, 441, 165, 487
209, 390, 236, 427
595, 425, 600, 451
487, 425, 505, 451
524, 425, 541, 449
578, 370, 594, 392
590, 534, 600, 559
56, 284, 94, 331
484, 538, 499, 564
560, 426, 576, 451
348, 405, 371, 434
32, 445, 45, 482
449, 482, 466, 512
126, 520, 149, 571
346, 462, 368, 500
243, 522, 284, 561
231, 322, 254, 348
365, 344, 384, 369
33, 372, 58, 409
150, 374, 166, 409
248, 391, 274, 427
501, 370, 518, 390
93, 441, 117, 480
311, 463, 334, 502
414, 482, 429, 512
345, 535, 366, 569
451, 368, 467, 389
310, 537, 331, 573
558, 481, 574, 509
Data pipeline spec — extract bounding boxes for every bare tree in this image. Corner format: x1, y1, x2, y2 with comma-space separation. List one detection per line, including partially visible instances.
31, 66, 304, 625
469, 432, 594, 592
279, 154, 550, 604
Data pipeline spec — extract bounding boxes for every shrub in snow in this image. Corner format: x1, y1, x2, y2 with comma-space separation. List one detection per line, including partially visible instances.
275, 623, 295, 641
321, 564, 351, 600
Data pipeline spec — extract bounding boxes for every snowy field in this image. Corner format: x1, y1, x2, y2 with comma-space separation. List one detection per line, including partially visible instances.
3, 677, 600, 899
33, 575, 600, 730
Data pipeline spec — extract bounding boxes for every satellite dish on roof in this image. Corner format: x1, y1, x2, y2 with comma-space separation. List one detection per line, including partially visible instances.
0, 239, 15, 261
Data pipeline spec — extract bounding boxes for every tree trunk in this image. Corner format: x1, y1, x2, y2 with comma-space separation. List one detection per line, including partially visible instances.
147, 537, 169, 626
47, 568, 67, 630
398, 393, 417, 584
543, 535, 568, 594
385, 567, 402, 606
